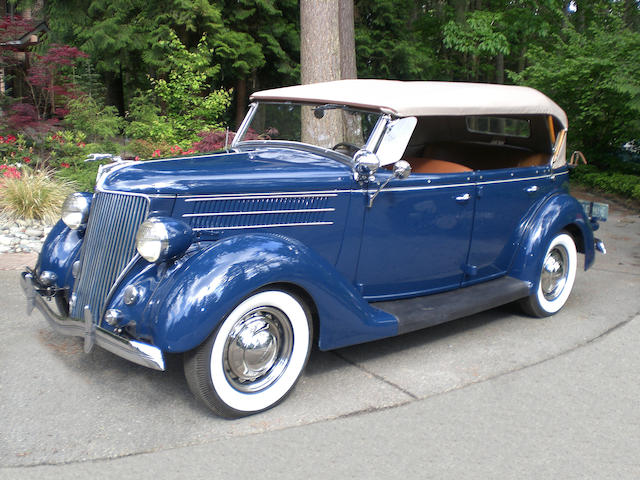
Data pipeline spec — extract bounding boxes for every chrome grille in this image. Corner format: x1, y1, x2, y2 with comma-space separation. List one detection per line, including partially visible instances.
70, 192, 149, 321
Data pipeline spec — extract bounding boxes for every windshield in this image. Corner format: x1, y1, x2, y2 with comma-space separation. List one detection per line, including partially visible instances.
236, 102, 383, 157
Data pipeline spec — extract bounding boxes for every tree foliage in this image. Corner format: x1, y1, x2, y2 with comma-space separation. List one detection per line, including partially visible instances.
2, 0, 639, 161
354, 0, 640, 155
125, 32, 231, 144
513, 17, 640, 153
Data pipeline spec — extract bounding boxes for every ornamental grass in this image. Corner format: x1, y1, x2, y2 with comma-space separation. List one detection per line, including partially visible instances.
0, 170, 76, 224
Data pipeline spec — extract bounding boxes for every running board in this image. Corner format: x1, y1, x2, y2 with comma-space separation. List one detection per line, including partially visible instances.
372, 276, 531, 335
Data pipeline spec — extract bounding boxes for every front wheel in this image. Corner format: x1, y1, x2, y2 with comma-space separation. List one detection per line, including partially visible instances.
184, 290, 312, 418
519, 232, 578, 317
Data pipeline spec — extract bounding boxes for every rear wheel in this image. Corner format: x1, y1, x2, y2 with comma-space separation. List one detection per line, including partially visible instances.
520, 232, 577, 317
184, 290, 312, 418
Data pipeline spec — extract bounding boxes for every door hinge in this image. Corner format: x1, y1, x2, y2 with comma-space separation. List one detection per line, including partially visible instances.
462, 264, 478, 276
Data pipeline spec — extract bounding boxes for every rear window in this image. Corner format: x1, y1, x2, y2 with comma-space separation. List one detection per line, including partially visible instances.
466, 116, 530, 138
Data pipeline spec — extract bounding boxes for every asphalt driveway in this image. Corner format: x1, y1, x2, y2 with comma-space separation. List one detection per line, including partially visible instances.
1, 198, 639, 479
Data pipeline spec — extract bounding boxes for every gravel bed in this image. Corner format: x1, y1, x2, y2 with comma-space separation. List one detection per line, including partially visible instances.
0, 213, 54, 254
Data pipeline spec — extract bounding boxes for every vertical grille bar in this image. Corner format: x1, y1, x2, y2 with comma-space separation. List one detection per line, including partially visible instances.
70, 192, 149, 321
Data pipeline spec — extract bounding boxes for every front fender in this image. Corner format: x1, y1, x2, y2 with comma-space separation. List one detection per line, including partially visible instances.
37, 220, 83, 290
510, 193, 595, 290
144, 234, 397, 353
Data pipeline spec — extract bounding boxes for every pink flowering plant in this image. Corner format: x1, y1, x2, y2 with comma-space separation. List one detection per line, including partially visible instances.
0, 164, 22, 179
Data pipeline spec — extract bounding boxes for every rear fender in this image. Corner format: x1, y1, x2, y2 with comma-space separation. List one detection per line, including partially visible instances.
510, 193, 595, 291
144, 233, 397, 353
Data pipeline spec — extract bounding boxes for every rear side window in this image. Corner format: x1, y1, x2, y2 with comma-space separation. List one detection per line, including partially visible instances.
466, 116, 530, 138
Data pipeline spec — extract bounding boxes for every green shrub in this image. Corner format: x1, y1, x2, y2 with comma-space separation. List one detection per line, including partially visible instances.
125, 32, 231, 144
55, 161, 107, 192
64, 96, 124, 143
571, 164, 640, 201
124, 94, 178, 144
0, 170, 76, 223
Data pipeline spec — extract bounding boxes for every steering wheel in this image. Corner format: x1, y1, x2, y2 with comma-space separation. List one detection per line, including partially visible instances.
332, 142, 360, 156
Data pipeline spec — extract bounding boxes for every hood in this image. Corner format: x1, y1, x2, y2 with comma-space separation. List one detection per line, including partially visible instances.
99, 148, 354, 196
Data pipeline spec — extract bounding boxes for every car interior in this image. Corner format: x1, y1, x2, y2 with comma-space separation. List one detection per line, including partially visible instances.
401, 115, 563, 173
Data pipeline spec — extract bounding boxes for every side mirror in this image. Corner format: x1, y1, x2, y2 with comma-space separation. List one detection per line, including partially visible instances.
376, 117, 417, 166
353, 150, 380, 182
393, 160, 411, 180
368, 160, 412, 207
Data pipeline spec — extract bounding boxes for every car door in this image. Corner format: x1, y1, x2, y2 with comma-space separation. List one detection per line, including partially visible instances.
463, 165, 551, 286
355, 170, 476, 300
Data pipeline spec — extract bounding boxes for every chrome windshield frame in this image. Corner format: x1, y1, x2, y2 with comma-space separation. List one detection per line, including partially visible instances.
232, 101, 386, 162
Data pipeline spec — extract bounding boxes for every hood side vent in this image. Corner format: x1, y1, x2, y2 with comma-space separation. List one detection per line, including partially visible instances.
182, 194, 337, 231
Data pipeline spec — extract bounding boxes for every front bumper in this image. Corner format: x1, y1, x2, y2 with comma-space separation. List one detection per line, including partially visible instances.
21, 271, 165, 371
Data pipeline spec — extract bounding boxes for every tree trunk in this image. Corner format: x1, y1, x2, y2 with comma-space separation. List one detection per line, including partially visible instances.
104, 70, 125, 117
452, 0, 467, 23
234, 76, 247, 130
339, 0, 357, 80
496, 52, 504, 84
300, 0, 341, 85
623, 0, 638, 29
300, 0, 356, 147
517, 46, 527, 73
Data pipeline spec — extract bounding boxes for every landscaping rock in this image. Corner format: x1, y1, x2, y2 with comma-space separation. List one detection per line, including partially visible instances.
25, 228, 43, 237
0, 213, 53, 255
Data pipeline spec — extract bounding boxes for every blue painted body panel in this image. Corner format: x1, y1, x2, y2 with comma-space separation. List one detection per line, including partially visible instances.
105, 234, 396, 352
357, 170, 475, 299
509, 189, 595, 286
37, 147, 596, 355
463, 166, 556, 286
101, 148, 352, 196
37, 220, 83, 290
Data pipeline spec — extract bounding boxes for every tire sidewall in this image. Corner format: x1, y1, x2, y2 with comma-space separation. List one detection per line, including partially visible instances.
207, 290, 311, 415
535, 233, 577, 315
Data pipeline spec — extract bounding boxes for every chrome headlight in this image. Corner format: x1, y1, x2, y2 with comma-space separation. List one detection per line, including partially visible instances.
135, 217, 193, 263
61, 192, 91, 230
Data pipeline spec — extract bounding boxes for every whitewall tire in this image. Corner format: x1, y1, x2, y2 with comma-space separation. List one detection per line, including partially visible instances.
520, 232, 578, 317
184, 290, 312, 418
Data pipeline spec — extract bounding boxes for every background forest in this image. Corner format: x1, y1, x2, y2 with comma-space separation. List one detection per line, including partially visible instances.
1, 0, 640, 221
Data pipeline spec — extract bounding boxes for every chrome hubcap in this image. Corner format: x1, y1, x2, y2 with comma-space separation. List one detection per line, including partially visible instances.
541, 246, 568, 301
223, 306, 293, 392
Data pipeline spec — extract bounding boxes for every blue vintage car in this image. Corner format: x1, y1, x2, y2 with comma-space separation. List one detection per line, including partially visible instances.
22, 80, 606, 417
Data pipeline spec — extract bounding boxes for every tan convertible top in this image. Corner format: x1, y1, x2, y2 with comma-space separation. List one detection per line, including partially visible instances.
251, 79, 568, 129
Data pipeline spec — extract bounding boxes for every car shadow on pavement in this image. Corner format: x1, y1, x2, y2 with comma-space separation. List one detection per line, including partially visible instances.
305, 304, 521, 376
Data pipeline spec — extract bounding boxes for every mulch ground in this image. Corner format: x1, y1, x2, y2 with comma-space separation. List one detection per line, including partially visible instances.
0, 252, 38, 271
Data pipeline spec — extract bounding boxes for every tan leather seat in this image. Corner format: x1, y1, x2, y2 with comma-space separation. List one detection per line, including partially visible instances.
406, 157, 472, 174
420, 142, 549, 170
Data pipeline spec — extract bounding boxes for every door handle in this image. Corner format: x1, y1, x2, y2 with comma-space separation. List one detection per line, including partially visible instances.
456, 193, 471, 202
526, 185, 539, 193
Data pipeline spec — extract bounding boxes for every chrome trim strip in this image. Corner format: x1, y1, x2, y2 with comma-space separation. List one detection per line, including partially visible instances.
96, 187, 174, 199
182, 192, 340, 201
126, 150, 247, 166
95, 161, 137, 192
383, 173, 555, 193
100, 254, 143, 328
183, 208, 335, 218
384, 182, 472, 193
100, 172, 565, 200
193, 221, 334, 231
366, 114, 391, 153
232, 102, 258, 148
476, 174, 550, 186
22, 272, 165, 371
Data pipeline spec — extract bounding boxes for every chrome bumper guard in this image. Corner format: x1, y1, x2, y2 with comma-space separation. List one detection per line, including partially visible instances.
21, 271, 165, 371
